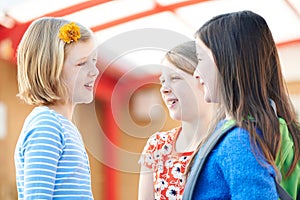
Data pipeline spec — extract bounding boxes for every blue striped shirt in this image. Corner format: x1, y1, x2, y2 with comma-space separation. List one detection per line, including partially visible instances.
14, 106, 93, 199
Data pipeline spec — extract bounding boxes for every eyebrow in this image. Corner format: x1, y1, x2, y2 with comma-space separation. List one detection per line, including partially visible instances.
76, 57, 88, 62
77, 51, 97, 61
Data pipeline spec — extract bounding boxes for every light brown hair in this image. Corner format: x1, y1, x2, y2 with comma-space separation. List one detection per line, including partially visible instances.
164, 41, 197, 75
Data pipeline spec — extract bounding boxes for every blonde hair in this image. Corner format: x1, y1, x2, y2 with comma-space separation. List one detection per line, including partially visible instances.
17, 17, 93, 105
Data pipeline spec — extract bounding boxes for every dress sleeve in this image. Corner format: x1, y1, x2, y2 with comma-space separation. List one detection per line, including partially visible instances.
21, 115, 64, 199
217, 128, 279, 200
139, 133, 159, 171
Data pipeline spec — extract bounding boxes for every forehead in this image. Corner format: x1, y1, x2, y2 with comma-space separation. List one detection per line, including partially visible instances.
195, 38, 208, 53
159, 59, 192, 81
195, 38, 214, 61
160, 59, 183, 75
66, 38, 97, 58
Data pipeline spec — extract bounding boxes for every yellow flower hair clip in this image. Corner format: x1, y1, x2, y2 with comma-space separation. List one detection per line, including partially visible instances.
58, 22, 81, 44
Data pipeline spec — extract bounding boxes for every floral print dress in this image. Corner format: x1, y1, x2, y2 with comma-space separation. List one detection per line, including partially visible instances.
139, 127, 193, 200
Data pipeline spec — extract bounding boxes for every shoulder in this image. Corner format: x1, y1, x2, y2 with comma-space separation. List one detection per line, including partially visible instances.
214, 126, 256, 161
213, 126, 276, 174
24, 106, 63, 129
148, 127, 179, 145
21, 106, 65, 146
218, 127, 250, 149
139, 127, 180, 168
142, 127, 180, 153
211, 126, 253, 163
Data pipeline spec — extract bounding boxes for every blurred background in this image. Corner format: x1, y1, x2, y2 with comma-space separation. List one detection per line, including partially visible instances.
0, 0, 300, 199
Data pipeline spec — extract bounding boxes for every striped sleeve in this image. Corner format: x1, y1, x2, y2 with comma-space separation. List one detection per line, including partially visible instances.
21, 114, 64, 199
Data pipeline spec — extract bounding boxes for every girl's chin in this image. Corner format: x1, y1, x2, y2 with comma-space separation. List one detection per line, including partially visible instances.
204, 96, 211, 103
169, 113, 182, 121
73, 97, 94, 105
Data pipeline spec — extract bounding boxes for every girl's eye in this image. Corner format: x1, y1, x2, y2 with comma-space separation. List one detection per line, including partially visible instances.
77, 61, 87, 66
171, 76, 181, 81
196, 54, 202, 61
160, 79, 165, 84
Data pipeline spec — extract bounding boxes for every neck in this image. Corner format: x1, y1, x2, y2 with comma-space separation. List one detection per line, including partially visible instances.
225, 112, 233, 120
48, 102, 74, 120
175, 118, 208, 153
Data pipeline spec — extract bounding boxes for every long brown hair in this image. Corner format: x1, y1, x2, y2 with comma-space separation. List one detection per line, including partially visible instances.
192, 10, 299, 177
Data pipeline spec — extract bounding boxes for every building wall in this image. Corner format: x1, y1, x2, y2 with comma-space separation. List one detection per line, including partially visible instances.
0, 60, 33, 199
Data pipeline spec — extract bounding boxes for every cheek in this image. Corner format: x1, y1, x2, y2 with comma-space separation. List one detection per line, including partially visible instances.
66, 69, 84, 91
62, 73, 73, 90
200, 61, 216, 81
68, 73, 78, 85
195, 62, 207, 77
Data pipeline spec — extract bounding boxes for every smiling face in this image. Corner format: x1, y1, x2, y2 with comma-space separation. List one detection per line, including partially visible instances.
63, 38, 99, 105
194, 37, 219, 103
159, 59, 203, 122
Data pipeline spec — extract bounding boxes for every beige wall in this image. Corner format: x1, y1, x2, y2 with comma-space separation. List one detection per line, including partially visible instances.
0, 60, 33, 199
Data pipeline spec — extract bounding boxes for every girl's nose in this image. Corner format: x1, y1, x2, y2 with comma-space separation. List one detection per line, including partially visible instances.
88, 65, 99, 78
160, 85, 172, 94
193, 70, 200, 79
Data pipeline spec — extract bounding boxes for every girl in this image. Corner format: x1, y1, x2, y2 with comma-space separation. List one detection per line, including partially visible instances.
138, 41, 211, 200
14, 17, 99, 199
186, 10, 299, 199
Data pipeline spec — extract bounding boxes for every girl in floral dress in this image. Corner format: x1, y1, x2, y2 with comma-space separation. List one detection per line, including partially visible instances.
138, 41, 211, 200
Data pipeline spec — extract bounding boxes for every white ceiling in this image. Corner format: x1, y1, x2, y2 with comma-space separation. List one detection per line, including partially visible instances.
1, 0, 300, 81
